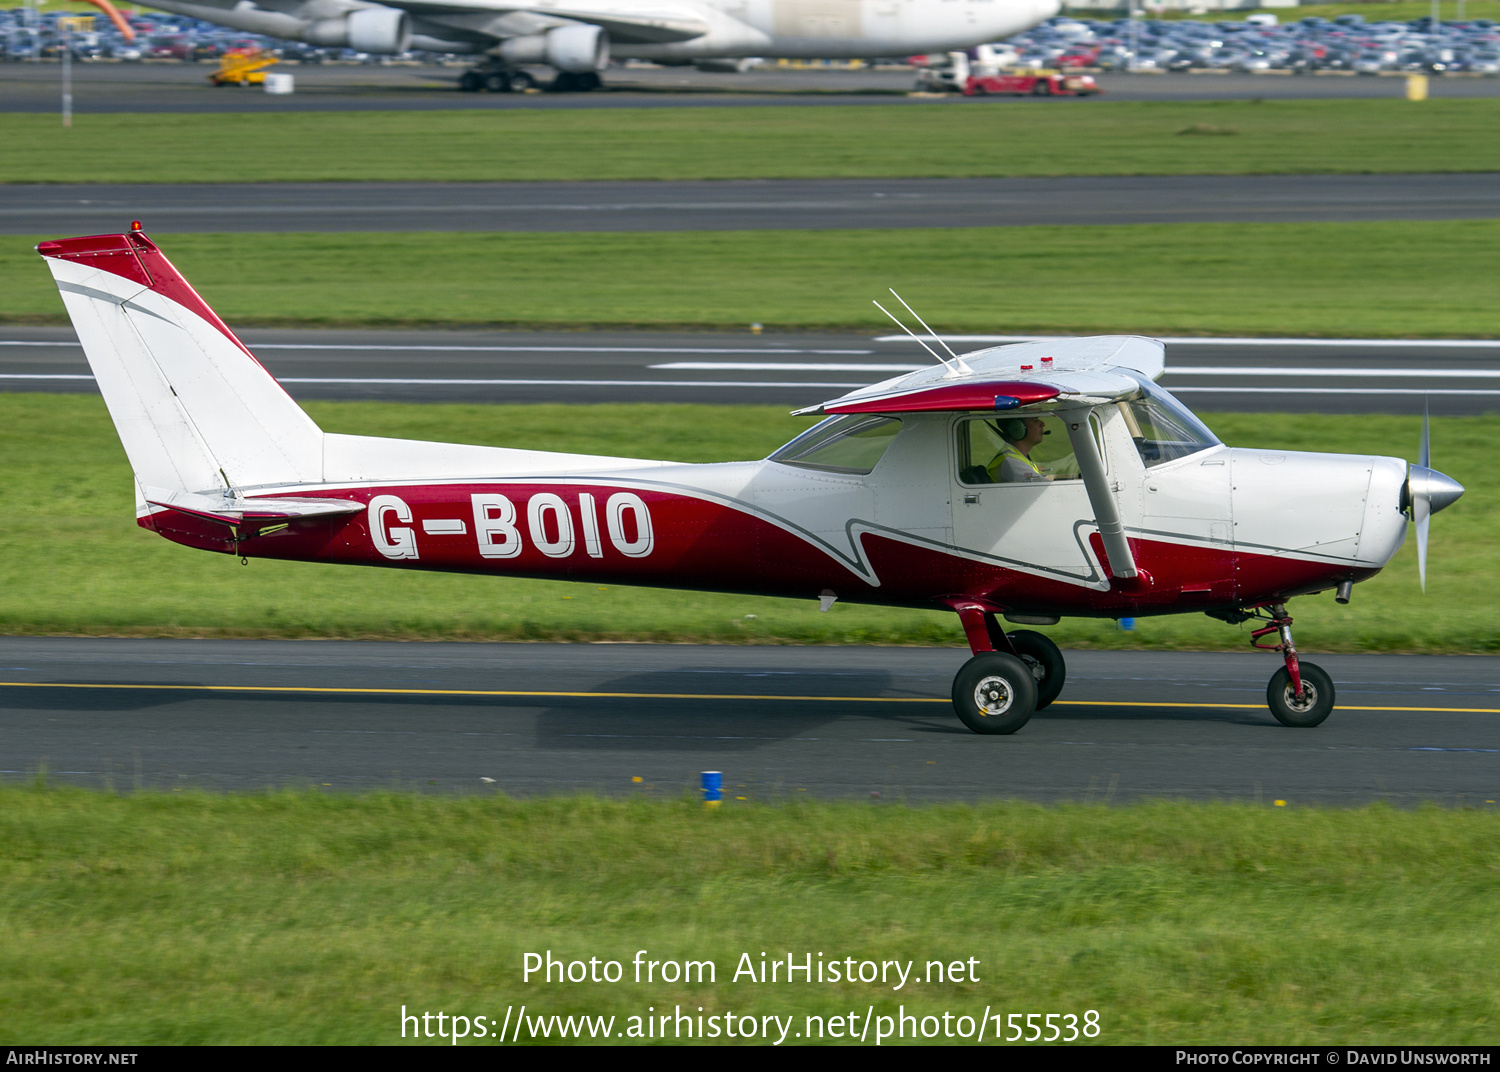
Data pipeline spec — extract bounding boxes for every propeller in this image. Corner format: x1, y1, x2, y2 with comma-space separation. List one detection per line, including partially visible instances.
1402, 399, 1466, 591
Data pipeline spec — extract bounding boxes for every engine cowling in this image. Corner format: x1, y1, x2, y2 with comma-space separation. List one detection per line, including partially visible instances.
302, 7, 410, 54
500, 25, 608, 73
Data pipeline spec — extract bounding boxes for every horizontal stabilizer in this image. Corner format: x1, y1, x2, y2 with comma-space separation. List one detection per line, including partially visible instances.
145, 490, 363, 526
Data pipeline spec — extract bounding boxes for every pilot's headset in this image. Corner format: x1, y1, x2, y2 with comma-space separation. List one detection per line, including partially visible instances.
996, 418, 1029, 442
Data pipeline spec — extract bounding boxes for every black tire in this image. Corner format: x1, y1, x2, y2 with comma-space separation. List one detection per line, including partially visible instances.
484, 71, 509, 92
952, 653, 1038, 735
1008, 630, 1066, 710
1032, 79, 1052, 96
458, 70, 484, 92
1267, 662, 1334, 728
509, 70, 537, 91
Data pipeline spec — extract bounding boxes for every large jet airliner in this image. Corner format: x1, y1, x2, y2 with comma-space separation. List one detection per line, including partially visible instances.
140, 0, 1060, 91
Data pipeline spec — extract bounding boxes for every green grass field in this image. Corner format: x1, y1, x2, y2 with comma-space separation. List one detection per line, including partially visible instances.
3, 99, 1498, 184
2, 788, 1497, 1044
10, 220, 1500, 336
1, 394, 1492, 652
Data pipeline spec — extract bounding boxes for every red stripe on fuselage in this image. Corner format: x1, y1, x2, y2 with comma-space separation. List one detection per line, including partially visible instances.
144, 482, 1366, 616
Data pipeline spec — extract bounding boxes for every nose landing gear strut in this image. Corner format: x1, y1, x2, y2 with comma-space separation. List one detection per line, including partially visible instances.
1249, 604, 1335, 727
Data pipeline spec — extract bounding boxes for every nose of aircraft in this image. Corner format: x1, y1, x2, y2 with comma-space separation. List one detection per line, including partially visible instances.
1405, 465, 1466, 515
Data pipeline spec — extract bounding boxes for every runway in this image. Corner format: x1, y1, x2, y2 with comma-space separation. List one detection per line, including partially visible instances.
7, 173, 1500, 234
4, 326, 1499, 413
4, 61, 1499, 112
2, 638, 1496, 804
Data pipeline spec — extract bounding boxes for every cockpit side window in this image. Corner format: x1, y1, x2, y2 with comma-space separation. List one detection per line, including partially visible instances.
770, 414, 902, 475
1120, 380, 1220, 468
956, 413, 1082, 486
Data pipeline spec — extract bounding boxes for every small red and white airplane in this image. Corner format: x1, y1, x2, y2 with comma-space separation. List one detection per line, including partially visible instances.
39, 228, 1465, 734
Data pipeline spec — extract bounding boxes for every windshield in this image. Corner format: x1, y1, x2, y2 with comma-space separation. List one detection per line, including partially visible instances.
1119, 380, 1220, 467
769, 415, 902, 475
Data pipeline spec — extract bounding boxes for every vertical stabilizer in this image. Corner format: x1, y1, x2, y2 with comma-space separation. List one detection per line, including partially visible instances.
37, 231, 323, 506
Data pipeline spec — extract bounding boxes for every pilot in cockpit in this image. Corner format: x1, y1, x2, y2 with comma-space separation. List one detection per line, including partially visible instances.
988, 416, 1052, 483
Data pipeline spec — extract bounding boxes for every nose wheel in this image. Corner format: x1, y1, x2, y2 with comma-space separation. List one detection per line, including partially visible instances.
1267, 663, 1334, 727
1250, 604, 1335, 727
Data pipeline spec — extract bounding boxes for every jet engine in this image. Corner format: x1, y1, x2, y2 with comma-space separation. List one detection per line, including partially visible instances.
499, 24, 609, 72
303, 8, 411, 53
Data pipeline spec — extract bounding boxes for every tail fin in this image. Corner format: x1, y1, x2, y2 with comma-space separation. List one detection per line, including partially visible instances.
37, 230, 323, 509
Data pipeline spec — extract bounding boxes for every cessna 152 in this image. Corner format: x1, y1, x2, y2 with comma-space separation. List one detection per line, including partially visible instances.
39, 229, 1465, 734
135, 0, 1061, 91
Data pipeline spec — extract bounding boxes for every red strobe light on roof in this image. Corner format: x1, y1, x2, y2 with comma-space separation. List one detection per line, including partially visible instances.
130, 221, 143, 231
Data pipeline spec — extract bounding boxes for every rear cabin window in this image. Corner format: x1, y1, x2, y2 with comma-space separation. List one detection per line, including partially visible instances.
770, 415, 902, 475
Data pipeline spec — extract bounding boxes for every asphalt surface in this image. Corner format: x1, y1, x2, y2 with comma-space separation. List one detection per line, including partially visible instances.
8, 173, 1500, 234
3, 60, 1499, 112
2, 638, 1496, 803
4, 326, 1499, 413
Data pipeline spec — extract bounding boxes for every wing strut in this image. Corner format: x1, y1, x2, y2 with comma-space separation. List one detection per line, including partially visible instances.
1065, 412, 1138, 582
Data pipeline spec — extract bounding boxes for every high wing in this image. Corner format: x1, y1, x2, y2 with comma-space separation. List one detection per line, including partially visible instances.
795, 335, 1167, 586
795, 336, 1166, 416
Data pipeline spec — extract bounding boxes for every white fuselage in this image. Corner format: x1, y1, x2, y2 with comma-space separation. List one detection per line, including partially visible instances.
141, 0, 1061, 60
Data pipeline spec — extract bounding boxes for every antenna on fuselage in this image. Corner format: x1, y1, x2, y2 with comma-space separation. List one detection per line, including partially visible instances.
872, 292, 972, 378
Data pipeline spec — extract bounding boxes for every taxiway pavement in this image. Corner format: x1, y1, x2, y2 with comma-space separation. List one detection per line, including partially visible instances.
7, 174, 1499, 235
4, 326, 1498, 414
2, 638, 1496, 804
4, 62, 1499, 111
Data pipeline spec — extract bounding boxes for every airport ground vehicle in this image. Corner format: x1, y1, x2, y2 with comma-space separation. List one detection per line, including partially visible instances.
208, 47, 276, 84
37, 229, 1464, 735
964, 67, 1099, 95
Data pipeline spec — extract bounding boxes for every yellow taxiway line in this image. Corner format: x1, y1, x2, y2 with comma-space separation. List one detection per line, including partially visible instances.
1, 681, 1497, 715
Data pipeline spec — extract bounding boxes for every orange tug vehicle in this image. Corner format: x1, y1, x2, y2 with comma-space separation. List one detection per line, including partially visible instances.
964, 68, 1101, 97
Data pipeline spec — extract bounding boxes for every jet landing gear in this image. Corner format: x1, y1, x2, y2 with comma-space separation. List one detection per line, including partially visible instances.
945, 603, 1067, 735
457, 63, 598, 93
1249, 604, 1335, 727
457, 64, 541, 93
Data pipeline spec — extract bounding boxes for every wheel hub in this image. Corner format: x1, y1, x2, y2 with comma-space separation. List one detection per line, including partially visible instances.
973, 675, 1014, 716
1281, 682, 1318, 713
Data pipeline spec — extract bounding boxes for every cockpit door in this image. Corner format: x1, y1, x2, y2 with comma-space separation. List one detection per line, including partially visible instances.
949, 413, 1104, 586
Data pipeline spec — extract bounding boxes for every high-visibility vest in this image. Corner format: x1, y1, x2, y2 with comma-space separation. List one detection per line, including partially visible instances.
987, 442, 1044, 482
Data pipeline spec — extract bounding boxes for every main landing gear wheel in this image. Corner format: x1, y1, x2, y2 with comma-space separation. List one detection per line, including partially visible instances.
952, 653, 1038, 735
458, 70, 484, 92
509, 70, 538, 91
1007, 630, 1066, 710
550, 70, 600, 92
1267, 662, 1335, 728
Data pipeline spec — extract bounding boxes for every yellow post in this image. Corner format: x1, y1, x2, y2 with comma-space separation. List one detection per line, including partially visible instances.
1406, 74, 1429, 101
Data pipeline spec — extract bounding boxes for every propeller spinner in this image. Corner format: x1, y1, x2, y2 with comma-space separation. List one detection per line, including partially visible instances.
1402, 401, 1466, 591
